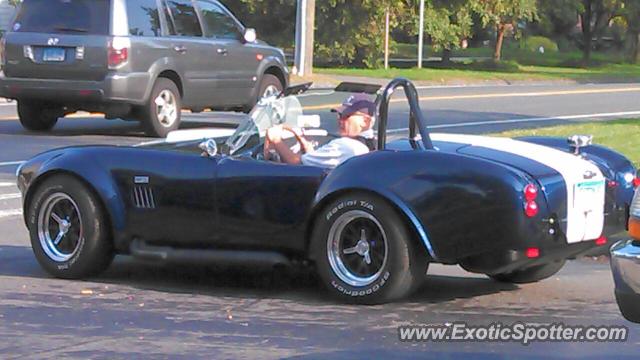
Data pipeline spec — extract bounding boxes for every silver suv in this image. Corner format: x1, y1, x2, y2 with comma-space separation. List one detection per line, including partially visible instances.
0, 0, 289, 137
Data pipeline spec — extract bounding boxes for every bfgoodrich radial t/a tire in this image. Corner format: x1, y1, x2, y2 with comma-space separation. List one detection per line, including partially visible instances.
490, 260, 566, 284
27, 175, 114, 279
311, 193, 427, 304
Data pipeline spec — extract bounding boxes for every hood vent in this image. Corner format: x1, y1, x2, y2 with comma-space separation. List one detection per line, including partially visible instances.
132, 186, 155, 209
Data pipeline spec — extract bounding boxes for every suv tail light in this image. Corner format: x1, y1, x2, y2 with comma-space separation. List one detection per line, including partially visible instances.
0, 37, 6, 68
108, 37, 130, 69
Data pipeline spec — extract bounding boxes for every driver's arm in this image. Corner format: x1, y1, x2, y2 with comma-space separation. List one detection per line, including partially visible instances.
266, 126, 302, 165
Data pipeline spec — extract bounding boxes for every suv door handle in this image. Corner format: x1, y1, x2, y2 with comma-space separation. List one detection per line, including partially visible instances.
217, 48, 228, 56
173, 45, 187, 54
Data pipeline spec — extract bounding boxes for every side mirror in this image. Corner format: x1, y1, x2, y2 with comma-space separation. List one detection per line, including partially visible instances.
199, 139, 218, 158
244, 28, 257, 43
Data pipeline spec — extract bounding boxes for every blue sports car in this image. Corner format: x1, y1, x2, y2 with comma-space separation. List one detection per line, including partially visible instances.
17, 78, 637, 304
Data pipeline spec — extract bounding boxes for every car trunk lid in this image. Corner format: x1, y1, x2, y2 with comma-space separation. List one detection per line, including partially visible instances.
432, 133, 606, 244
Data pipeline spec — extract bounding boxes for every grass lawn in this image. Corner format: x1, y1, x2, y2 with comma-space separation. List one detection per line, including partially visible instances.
318, 42, 640, 84
494, 119, 640, 166
317, 62, 640, 84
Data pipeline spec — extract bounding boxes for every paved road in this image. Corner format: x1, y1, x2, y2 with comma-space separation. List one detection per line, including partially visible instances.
0, 82, 639, 358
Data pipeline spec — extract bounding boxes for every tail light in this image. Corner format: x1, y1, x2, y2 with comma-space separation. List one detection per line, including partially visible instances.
108, 37, 130, 69
526, 247, 540, 259
523, 183, 539, 218
595, 235, 608, 246
525, 201, 539, 217
634, 177, 640, 188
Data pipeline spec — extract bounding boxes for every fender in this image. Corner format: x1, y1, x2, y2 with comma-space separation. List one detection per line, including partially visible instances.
312, 149, 537, 263
21, 148, 127, 246
143, 58, 185, 104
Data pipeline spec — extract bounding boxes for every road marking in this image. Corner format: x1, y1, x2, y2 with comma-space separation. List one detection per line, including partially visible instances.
302, 86, 640, 111
0, 161, 25, 167
0, 182, 16, 187
0, 193, 20, 201
0, 209, 22, 219
388, 110, 640, 133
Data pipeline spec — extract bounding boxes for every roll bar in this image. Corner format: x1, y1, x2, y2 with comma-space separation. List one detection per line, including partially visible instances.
377, 78, 434, 151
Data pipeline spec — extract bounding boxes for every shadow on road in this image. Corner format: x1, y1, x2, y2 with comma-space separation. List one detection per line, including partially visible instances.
0, 245, 518, 305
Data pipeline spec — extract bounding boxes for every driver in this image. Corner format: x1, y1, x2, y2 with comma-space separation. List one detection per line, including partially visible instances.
265, 94, 376, 169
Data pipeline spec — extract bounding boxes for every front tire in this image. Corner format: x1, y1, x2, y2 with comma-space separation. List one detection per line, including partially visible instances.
311, 193, 427, 304
490, 260, 566, 284
17, 100, 59, 131
142, 78, 182, 137
27, 175, 114, 279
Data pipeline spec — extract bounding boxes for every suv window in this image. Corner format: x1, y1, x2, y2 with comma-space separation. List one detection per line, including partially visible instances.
164, 0, 203, 37
127, 0, 162, 37
12, 0, 110, 35
198, 1, 242, 40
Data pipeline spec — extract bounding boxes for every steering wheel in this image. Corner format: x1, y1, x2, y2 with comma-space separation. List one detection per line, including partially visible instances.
264, 125, 308, 161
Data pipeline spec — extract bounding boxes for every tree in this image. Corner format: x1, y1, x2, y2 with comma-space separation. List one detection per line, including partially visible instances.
315, 0, 411, 67
578, 0, 624, 63
534, 0, 582, 41
221, 0, 297, 48
423, 0, 474, 63
621, 0, 640, 63
471, 0, 537, 61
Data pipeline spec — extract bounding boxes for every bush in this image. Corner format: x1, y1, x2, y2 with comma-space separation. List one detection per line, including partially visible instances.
521, 36, 559, 54
468, 59, 521, 72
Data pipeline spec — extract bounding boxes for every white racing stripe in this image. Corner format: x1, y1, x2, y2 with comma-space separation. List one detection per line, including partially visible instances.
0, 209, 22, 219
388, 110, 640, 133
0, 193, 21, 201
431, 133, 605, 244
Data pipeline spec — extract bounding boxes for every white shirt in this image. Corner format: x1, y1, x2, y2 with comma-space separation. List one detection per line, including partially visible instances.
301, 130, 374, 169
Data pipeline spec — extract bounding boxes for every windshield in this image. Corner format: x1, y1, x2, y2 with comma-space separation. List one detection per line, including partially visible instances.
225, 88, 379, 155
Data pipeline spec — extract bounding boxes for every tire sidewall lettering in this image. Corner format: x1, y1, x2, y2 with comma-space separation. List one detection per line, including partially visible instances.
325, 199, 374, 221
331, 271, 390, 297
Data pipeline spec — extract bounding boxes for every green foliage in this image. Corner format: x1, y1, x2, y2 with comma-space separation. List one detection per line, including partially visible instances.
471, 0, 538, 30
422, 0, 474, 52
521, 36, 559, 53
220, 0, 297, 48
315, 0, 411, 68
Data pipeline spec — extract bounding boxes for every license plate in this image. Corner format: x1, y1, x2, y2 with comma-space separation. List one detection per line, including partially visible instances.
43, 47, 65, 62
573, 180, 605, 210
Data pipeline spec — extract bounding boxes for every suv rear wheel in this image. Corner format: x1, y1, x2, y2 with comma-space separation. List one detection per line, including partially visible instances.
17, 100, 59, 131
142, 78, 182, 137
243, 74, 284, 113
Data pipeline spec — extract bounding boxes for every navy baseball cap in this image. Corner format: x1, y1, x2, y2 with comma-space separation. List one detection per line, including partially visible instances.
332, 93, 376, 118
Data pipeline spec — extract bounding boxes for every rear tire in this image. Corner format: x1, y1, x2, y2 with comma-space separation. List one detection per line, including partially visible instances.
17, 100, 59, 131
311, 193, 427, 304
27, 175, 114, 279
142, 78, 182, 137
490, 260, 566, 284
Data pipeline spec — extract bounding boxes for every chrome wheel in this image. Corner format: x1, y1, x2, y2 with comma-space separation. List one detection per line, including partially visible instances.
262, 84, 280, 99
154, 89, 178, 127
327, 210, 388, 287
37, 192, 83, 262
